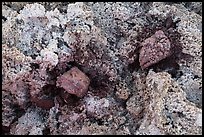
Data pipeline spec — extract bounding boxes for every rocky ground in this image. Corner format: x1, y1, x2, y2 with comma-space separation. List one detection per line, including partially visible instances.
2, 2, 202, 135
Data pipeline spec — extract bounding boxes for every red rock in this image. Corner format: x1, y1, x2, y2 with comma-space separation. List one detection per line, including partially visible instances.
56, 67, 90, 98
139, 30, 171, 69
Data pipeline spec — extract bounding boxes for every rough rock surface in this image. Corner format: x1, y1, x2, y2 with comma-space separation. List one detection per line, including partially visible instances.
10, 109, 46, 135
139, 30, 171, 69
56, 67, 90, 97
2, 2, 202, 135
133, 70, 202, 135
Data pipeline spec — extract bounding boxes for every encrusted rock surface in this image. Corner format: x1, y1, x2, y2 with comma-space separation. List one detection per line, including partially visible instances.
56, 67, 90, 98
10, 109, 46, 135
139, 30, 171, 69
2, 2, 202, 135
133, 70, 202, 135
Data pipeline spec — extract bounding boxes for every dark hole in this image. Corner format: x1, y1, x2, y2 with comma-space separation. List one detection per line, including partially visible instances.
115, 97, 127, 109
10, 104, 26, 124
2, 125, 10, 135
3, 3, 12, 8
86, 23, 92, 30
96, 119, 104, 125
53, 51, 58, 55
56, 122, 60, 128
89, 73, 109, 88
174, 70, 183, 78
88, 74, 110, 98
63, 41, 68, 47
128, 57, 140, 72
127, 21, 136, 28
49, 65, 65, 80
2, 16, 7, 22
67, 61, 84, 72
30, 63, 40, 70
74, 107, 84, 114
42, 127, 50, 135
194, 75, 199, 79
89, 76, 102, 89
59, 8, 67, 14
41, 38, 48, 45
12, 104, 25, 117
151, 56, 182, 78
57, 39, 65, 48
177, 112, 185, 117
23, 50, 28, 55
30, 54, 37, 60
88, 116, 104, 125
15, 18, 23, 24
91, 88, 108, 98
107, 38, 115, 46
86, 70, 111, 98
59, 24, 65, 32
62, 93, 81, 107
42, 84, 62, 97
164, 16, 181, 29
164, 121, 171, 125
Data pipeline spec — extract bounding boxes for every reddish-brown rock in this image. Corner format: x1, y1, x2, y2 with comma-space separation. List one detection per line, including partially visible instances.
139, 30, 171, 69
56, 67, 90, 98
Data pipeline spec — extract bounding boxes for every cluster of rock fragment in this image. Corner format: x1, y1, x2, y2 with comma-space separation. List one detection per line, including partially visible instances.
2, 2, 202, 135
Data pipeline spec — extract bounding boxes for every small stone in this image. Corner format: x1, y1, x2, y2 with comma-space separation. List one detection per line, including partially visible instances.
139, 30, 171, 69
56, 67, 90, 98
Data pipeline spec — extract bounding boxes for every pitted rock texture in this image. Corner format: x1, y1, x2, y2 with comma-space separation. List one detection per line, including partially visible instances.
139, 30, 171, 69
2, 2, 202, 135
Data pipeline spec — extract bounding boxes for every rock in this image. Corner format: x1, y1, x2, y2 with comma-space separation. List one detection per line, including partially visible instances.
134, 70, 202, 135
126, 93, 144, 118
139, 30, 171, 69
84, 96, 110, 119
2, 90, 16, 127
184, 2, 202, 16
2, 2, 202, 135
56, 67, 90, 98
40, 48, 59, 68
10, 109, 45, 135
